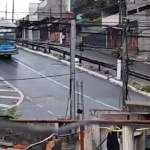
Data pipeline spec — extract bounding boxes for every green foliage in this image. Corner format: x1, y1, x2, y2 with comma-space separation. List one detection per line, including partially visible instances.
72, 0, 107, 13
82, 17, 101, 24
0, 107, 21, 119
140, 85, 150, 93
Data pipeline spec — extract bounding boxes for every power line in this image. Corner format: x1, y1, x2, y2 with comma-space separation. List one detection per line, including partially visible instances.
0, 71, 82, 82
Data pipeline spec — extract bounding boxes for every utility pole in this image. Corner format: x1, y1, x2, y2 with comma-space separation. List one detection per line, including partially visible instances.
49, 8, 51, 18
59, 0, 63, 44
119, 0, 122, 26
60, 0, 62, 22
12, 0, 15, 22
122, 0, 129, 110
70, 19, 76, 120
5, 3, 7, 20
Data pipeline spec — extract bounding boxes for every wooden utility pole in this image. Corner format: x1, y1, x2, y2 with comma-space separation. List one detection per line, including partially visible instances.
122, 126, 134, 150
5, 3, 7, 20
122, 0, 129, 110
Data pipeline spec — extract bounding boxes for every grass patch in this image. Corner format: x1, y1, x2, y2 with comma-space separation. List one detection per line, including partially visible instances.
140, 85, 150, 93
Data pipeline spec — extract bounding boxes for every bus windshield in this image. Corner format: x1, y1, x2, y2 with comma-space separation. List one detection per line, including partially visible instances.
0, 32, 16, 45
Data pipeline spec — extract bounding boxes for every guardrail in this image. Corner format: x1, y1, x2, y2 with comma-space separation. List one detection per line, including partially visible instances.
18, 40, 150, 82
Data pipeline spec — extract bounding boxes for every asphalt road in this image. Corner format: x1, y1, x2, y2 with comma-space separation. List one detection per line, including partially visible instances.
0, 49, 149, 120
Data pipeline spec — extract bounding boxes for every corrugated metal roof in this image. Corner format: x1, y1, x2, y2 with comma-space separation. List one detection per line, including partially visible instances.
0, 20, 17, 28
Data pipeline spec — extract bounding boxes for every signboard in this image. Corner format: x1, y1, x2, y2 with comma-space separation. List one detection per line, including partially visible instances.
0, 29, 12, 33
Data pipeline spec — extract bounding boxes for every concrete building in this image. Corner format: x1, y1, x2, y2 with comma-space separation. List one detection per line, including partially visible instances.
38, 0, 70, 21
101, 0, 150, 52
28, 2, 40, 41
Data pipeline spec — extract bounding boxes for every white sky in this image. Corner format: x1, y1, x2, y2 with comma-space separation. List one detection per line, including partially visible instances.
0, 0, 40, 20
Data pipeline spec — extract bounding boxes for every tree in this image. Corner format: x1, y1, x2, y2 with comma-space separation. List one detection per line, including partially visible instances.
72, 0, 107, 14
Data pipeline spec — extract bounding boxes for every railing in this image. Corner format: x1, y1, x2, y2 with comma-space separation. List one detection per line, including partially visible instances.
18, 40, 150, 82
1, 119, 150, 150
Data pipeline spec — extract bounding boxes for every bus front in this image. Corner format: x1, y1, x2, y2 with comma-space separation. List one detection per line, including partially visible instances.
0, 28, 18, 58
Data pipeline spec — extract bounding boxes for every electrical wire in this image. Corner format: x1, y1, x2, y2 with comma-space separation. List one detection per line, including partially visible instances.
0, 72, 83, 82
24, 133, 55, 150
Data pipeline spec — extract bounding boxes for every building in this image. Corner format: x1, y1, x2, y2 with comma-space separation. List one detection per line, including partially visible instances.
38, 0, 70, 21
101, 0, 150, 53
28, 2, 40, 41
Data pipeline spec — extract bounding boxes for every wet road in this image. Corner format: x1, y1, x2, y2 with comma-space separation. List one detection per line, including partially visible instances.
0, 48, 149, 119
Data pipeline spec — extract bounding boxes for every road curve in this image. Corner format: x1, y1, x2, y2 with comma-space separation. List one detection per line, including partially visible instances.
0, 48, 149, 119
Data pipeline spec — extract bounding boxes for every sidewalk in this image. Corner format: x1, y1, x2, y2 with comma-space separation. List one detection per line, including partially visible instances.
53, 45, 150, 77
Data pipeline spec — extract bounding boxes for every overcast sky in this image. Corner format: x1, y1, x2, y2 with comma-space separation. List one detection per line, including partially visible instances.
0, 0, 40, 20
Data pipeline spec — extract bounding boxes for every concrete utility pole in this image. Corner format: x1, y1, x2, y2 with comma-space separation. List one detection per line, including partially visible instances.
12, 0, 15, 22
122, 126, 134, 150
5, 3, 7, 20
70, 19, 76, 120
122, 0, 129, 110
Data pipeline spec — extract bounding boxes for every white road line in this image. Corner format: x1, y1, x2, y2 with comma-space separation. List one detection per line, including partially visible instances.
0, 96, 20, 99
0, 83, 7, 85
27, 97, 33, 101
48, 110, 54, 115
0, 89, 16, 92
0, 104, 10, 108
36, 104, 43, 108
0, 76, 24, 108
14, 58, 119, 110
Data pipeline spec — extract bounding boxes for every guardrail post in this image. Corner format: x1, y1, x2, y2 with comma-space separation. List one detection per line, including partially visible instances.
63, 52, 65, 59
79, 58, 82, 64
49, 47, 51, 53
98, 63, 101, 71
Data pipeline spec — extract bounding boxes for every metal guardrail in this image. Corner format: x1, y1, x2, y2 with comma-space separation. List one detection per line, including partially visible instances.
18, 40, 150, 82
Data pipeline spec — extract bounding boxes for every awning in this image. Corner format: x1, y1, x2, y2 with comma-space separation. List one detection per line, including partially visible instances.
102, 13, 119, 28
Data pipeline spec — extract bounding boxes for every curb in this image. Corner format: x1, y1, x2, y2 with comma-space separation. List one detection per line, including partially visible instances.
18, 45, 150, 98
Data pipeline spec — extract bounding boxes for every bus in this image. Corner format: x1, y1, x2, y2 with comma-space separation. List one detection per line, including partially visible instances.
0, 20, 18, 59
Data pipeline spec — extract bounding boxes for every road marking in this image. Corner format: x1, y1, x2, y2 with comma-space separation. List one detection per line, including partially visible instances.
14, 58, 119, 110
48, 110, 54, 115
0, 89, 16, 92
0, 76, 24, 108
37, 104, 43, 108
0, 83, 7, 85
27, 97, 33, 101
0, 96, 20, 99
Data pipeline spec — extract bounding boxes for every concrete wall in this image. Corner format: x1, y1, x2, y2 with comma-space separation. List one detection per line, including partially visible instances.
127, 0, 150, 52
29, 3, 39, 14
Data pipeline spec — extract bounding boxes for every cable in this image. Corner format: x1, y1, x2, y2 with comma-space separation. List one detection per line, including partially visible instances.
1, 132, 21, 141
24, 133, 55, 150
0, 72, 82, 82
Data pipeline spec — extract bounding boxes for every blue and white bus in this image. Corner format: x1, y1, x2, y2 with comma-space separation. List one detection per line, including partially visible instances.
0, 20, 18, 59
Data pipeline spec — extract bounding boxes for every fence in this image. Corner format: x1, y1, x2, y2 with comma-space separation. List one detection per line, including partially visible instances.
0, 119, 150, 150
18, 40, 150, 82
